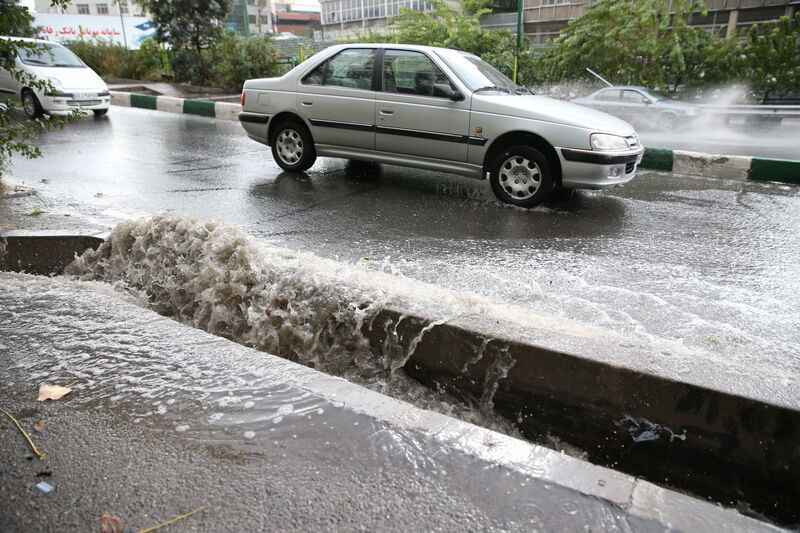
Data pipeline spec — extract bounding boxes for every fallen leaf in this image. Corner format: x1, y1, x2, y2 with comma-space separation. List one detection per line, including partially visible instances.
33, 420, 45, 432
37, 384, 72, 401
100, 513, 124, 533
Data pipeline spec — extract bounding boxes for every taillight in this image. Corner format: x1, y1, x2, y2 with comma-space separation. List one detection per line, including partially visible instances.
240, 92, 246, 106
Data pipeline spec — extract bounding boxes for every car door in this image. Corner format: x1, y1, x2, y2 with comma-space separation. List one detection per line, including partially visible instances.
0, 56, 18, 96
619, 90, 648, 122
375, 49, 470, 162
589, 89, 621, 114
296, 48, 376, 150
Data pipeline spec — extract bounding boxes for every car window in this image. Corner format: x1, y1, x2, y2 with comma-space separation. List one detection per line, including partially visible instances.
383, 50, 453, 98
595, 90, 620, 101
622, 90, 647, 103
302, 48, 375, 90
17, 43, 85, 68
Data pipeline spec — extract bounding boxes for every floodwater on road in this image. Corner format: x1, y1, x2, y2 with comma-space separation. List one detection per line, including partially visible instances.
7, 107, 800, 398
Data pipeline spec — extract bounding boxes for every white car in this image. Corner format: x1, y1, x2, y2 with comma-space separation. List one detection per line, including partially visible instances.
0, 37, 110, 118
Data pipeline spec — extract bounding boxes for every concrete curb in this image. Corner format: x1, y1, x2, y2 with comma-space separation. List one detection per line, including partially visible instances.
110, 90, 241, 121
108, 91, 800, 184
3, 230, 799, 526
641, 147, 800, 184
0, 270, 783, 532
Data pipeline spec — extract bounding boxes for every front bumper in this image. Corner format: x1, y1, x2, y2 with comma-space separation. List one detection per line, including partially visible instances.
41, 93, 111, 113
557, 147, 644, 189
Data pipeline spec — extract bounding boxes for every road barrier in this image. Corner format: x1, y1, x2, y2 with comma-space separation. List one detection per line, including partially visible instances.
110, 91, 800, 185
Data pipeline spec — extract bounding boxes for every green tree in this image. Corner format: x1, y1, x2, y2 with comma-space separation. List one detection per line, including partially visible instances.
539, 0, 718, 93
140, 0, 231, 84
0, 0, 75, 178
354, 0, 541, 84
736, 13, 800, 98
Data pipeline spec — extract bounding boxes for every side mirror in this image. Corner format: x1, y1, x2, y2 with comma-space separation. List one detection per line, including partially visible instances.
434, 83, 464, 101
450, 90, 464, 102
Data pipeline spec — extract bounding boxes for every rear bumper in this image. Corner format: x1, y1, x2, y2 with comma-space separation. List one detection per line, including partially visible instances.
239, 111, 270, 144
558, 147, 644, 189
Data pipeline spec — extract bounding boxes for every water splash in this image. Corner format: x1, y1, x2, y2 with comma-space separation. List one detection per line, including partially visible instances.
65, 215, 520, 436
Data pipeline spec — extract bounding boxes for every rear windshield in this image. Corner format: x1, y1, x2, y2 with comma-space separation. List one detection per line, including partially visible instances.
18, 43, 85, 68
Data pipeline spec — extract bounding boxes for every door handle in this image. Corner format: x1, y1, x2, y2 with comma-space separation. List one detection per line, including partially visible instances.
301, 101, 313, 106
379, 109, 394, 115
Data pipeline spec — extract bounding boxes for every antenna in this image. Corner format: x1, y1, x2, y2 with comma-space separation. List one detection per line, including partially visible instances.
586, 67, 613, 88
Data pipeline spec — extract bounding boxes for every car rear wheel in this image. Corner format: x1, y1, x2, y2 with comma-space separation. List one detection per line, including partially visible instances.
21, 89, 44, 119
488, 145, 553, 208
271, 119, 316, 172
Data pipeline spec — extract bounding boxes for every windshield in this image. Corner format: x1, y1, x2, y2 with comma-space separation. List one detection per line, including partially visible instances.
434, 49, 519, 93
18, 43, 85, 68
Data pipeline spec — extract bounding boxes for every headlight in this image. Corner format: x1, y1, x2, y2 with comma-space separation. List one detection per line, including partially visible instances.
591, 133, 628, 151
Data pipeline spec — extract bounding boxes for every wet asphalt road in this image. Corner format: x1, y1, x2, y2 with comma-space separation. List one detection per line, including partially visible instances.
7, 106, 800, 380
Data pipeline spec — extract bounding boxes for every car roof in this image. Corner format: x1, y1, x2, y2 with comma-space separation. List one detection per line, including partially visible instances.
332, 43, 471, 55
596, 86, 650, 92
0, 36, 62, 45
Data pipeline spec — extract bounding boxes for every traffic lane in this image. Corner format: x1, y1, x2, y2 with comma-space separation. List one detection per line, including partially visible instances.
10, 107, 800, 375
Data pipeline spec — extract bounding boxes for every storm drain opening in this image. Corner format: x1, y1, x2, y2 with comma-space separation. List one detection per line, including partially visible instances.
4, 216, 798, 527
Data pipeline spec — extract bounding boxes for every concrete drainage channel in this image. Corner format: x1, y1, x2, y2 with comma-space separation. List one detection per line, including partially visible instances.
111, 90, 800, 185
2, 229, 799, 528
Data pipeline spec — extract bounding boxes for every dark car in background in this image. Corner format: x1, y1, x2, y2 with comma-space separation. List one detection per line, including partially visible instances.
573, 86, 700, 131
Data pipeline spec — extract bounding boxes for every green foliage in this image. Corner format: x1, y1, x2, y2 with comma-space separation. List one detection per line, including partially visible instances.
538, 0, 716, 93
0, 0, 37, 37
0, 0, 76, 178
736, 13, 800, 97
209, 33, 280, 92
354, 0, 542, 83
140, 0, 232, 82
67, 39, 166, 81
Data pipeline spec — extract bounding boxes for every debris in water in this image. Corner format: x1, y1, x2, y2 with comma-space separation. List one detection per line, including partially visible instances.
33, 420, 46, 433
619, 415, 687, 443
138, 506, 206, 533
0, 407, 47, 460
37, 384, 72, 401
35, 481, 54, 494
100, 513, 125, 533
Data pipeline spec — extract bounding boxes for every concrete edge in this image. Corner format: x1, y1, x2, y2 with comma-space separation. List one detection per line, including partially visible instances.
642, 147, 799, 185
0, 263, 782, 531
110, 91, 241, 121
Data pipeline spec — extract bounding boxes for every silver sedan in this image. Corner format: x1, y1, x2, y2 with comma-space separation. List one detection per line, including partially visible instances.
239, 44, 643, 207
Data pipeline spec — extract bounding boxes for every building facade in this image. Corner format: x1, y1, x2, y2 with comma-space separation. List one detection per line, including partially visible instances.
483, 0, 799, 45
34, 0, 146, 16
319, 0, 458, 40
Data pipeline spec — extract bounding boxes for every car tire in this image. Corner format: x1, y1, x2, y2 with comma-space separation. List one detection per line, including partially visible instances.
93, 109, 108, 117
21, 89, 44, 119
270, 119, 316, 172
488, 145, 554, 208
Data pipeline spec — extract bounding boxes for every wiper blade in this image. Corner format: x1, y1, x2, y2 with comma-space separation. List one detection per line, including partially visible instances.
473, 85, 511, 94
515, 86, 534, 95
22, 59, 49, 65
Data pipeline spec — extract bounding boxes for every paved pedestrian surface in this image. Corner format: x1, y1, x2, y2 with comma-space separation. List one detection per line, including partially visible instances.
6, 107, 800, 403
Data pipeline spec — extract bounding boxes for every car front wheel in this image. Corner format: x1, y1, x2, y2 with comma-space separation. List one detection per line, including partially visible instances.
21, 89, 44, 119
271, 119, 316, 172
488, 145, 553, 208
93, 109, 108, 117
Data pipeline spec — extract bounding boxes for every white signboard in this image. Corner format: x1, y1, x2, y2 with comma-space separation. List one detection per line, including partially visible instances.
34, 14, 157, 49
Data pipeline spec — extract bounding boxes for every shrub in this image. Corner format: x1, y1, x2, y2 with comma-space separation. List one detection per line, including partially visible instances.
209, 33, 280, 92
67, 39, 165, 81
